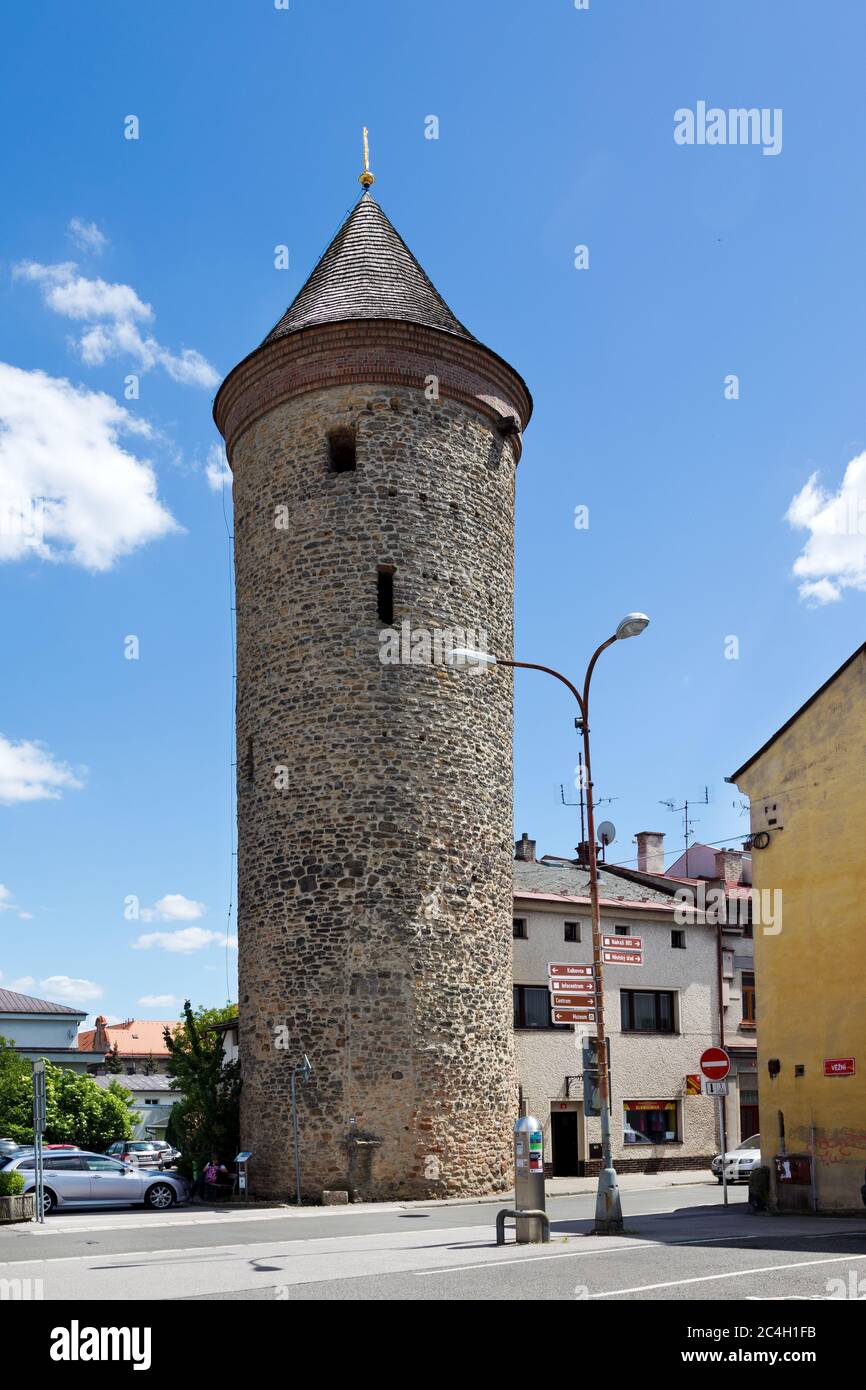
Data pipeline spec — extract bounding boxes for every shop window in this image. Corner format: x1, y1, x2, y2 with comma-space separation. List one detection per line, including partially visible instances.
620, 989, 676, 1034
623, 1100, 679, 1144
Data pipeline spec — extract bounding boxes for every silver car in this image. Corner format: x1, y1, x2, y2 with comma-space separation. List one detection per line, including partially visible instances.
1, 1149, 189, 1215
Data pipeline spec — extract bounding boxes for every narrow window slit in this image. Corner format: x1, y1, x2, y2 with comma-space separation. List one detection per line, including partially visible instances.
377, 566, 395, 625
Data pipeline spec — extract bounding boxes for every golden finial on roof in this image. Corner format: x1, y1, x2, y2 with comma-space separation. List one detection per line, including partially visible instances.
359, 127, 375, 189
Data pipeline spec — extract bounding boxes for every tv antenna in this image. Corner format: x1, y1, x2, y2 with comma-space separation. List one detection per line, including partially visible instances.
659, 787, 710, 877
561, 754, 618, 859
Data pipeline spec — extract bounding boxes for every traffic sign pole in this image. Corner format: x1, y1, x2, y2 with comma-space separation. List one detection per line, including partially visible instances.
699, 1048, 731, 1208
719, 1096, 728, 1207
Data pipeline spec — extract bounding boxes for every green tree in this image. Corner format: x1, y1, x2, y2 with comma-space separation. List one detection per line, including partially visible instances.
163, 1001, 240, 1177
105, 1042, 123, 1074
142, 1052, 156, 1076
0, 1038, 136, 1149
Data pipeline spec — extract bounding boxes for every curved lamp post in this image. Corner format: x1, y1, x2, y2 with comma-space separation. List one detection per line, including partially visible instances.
449, 613, 650, 1236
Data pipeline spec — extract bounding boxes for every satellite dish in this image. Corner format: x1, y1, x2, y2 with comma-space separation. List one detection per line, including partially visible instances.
598, 821, 616, 846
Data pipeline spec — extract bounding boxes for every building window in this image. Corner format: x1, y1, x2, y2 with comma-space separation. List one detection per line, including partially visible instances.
671, 929, 686, 949
621, 989, 676, 1034
564, 921, 580, 943
513, 985, 566, 1030
623, 1100, 679, 1144
513, 918, 527, 940
328, 427, 356, 472
742, 972, 756, 1024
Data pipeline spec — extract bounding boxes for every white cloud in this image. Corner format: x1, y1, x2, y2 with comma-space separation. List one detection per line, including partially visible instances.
67, 219, 109, 256
40, 974, 103, 1003
139, 893, 206, 923
0, 883, 34, 918
786, 452, 866, 604
0, 734, 84, 805
138, 994, 180, 1007
14, 259, 219, 388
132, 927, 236, 954
0, 363, 179, 571
0, 972, 36, 992
205, 443, 232, 492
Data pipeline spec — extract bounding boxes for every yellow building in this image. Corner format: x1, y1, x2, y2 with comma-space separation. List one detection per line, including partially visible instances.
730, 641, 866, 1214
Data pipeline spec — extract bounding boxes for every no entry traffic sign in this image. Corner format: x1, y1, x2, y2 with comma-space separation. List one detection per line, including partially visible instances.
699, 1046, 730, 1081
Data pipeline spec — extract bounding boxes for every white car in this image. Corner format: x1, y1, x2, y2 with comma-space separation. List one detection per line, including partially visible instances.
711, 1133, 760, 1183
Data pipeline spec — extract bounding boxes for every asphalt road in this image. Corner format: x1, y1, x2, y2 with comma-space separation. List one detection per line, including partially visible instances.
2, 1182, 865, 1301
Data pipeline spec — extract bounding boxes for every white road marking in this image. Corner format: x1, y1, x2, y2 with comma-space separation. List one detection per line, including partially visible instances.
413, 1225, 866, 1276
587, 1252, 866, 1298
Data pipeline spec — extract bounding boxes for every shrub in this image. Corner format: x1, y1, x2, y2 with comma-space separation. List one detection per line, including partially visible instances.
0, 1170, 25, 1196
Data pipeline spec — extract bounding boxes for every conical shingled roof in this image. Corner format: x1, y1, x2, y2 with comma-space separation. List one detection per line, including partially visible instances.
262, 193, 477, 346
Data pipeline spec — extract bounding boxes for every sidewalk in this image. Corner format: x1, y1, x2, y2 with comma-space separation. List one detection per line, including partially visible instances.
416, 1169, 717, 1209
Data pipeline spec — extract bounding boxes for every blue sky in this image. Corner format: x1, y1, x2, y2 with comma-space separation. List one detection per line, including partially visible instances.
1, 1, 864, 1024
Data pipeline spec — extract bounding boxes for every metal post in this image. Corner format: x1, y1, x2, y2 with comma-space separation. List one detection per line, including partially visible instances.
290, 1067, 302, 1205
32, 1061, 45, 1224
719, 1096, 728, 1207
290, 1053, 311, 1206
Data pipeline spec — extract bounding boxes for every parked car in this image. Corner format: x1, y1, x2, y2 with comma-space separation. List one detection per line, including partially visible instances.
0, 1138, 19, 1159
105, 1140, 167, 1169
150, 1140, 180, 1167
0, 1148, 189, 1215
711, 1133, 760, 1184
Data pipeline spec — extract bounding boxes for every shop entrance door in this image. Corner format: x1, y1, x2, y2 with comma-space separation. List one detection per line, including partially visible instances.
551, 1109, 580, 1176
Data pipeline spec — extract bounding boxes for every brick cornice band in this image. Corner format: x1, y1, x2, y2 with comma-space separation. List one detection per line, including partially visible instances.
213, 320, 533, 463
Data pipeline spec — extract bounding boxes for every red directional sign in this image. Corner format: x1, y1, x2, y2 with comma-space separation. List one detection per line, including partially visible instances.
551, 992, 595, 1008
603, 935, 641, 951
552, 1008, 596, 1024
699, 1047, 730, 1081
603, 949, 642, 966
550, 976, 595, 992
548, 963, 594, 979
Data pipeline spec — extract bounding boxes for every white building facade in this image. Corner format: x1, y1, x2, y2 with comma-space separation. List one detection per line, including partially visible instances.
512, 848, 722, 1176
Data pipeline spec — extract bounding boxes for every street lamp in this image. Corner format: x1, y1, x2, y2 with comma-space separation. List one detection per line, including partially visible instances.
449, 613, 650, 1236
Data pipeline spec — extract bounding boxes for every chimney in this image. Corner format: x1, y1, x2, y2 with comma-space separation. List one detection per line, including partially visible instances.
94, 1015, 109, 1050
514, 832, 536, 863
635, 831, 665, 875
575, 841, 591, 867
714, 847, 743, 884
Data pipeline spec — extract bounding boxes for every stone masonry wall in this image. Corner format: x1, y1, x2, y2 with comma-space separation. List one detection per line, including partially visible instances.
230, 378, 522, 1200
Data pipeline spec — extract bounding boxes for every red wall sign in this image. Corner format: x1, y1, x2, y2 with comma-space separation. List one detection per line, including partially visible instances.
823, 1057, 855, 1077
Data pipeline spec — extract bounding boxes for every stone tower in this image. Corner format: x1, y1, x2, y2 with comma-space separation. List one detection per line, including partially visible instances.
214, 189, 532, 1200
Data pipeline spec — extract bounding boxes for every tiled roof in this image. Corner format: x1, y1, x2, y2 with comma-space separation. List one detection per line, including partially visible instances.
513, 859, 673, 906
263, 193, 476, 346
91, 1074, 176, 1092
78, 1020, 178, 1056
0, 988, 85, 1017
